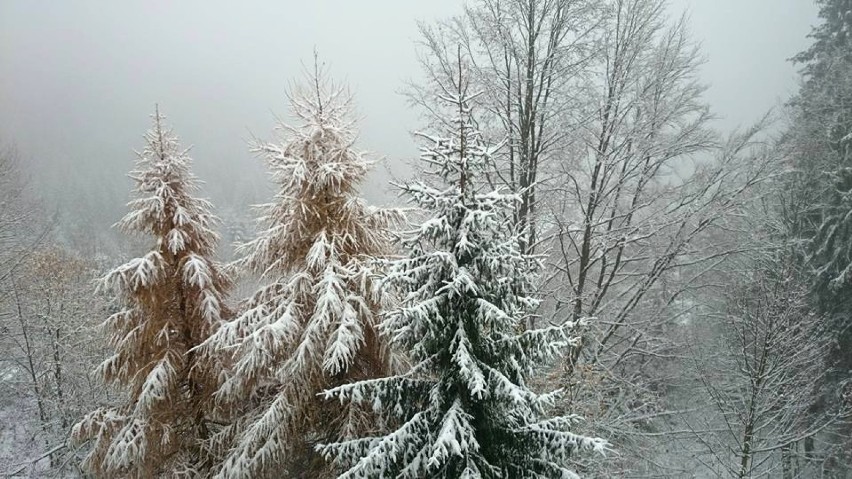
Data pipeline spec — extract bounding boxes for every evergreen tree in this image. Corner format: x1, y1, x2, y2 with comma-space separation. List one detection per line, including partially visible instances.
320, 60, 606, 479
787, 0, 852, 385
789, 0, 852, 299
71, 107, 231, 478
783, 0, 852, 469
200, 68, 400, 478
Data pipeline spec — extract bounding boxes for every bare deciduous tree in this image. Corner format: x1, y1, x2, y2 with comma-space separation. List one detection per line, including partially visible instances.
2, 247, 106, 477
685, 251, 850, 478
540, 0, 774, 472
410, 0, 602, 255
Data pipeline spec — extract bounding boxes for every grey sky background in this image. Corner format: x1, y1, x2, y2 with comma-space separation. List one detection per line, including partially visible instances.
0, 1, 820, 212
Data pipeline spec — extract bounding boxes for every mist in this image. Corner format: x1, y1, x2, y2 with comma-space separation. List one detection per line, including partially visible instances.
0, 0, 816, 213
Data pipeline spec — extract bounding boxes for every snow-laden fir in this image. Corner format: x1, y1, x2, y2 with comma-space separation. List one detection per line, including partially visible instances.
319, 65, 608, 479
199, 69, 401, 479
71, 107, 231, 478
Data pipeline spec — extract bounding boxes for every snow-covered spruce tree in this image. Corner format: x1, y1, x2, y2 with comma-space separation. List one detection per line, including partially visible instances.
200, 69, 400, 478
319, 59, 607, 479
71, 107, 231, 478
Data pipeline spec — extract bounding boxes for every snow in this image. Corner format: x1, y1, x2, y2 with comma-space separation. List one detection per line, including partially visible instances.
320, 74, 606, 478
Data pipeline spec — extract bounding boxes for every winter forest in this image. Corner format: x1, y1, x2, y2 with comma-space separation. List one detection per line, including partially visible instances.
1, 0, 851, 477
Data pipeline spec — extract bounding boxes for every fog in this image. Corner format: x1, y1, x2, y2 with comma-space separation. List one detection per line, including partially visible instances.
1, 1, 817, 213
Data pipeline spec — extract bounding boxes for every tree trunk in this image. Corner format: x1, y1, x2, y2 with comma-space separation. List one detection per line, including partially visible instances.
781, 443, 793, 479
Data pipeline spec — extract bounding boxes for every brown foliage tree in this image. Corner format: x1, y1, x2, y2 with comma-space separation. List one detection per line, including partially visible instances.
72, 108, 231, 478
201, 67, 400, 479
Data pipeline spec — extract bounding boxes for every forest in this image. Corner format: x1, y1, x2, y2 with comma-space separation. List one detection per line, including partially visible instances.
1, 0, 851, 477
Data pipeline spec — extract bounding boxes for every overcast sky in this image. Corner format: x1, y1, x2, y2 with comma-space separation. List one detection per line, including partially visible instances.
0, 0, 820, 210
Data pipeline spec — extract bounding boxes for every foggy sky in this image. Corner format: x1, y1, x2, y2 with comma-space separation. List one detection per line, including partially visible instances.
0, 1, 819, 212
